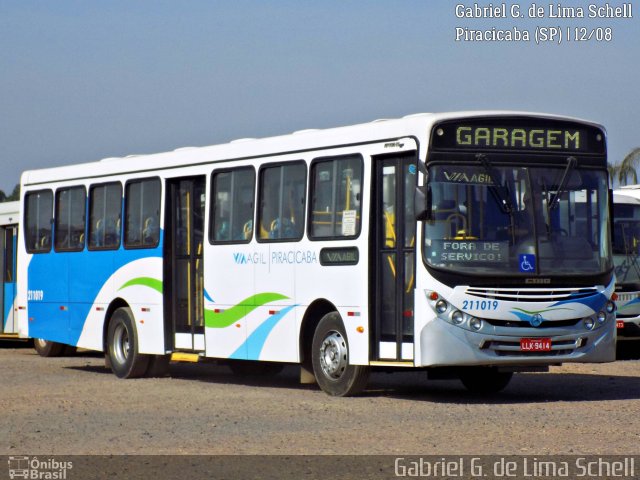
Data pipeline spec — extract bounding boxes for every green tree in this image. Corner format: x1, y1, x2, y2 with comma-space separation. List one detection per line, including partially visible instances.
0, 184, 19, 202
8, 183, 19, 201
610, 147, 640, 187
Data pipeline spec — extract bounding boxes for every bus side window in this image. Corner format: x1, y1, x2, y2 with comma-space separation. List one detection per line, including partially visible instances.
309, 155, 363, 239
54, 186, 86, 252
124, 178, 161, 249
258, 161, 307, 242
210, 167, 255, 244
89, 182, 122, 250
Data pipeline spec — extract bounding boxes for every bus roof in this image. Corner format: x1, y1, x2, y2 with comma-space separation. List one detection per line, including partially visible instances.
614, 187, 640, 204
21, 111, 605, 187
0, 201, 19, 226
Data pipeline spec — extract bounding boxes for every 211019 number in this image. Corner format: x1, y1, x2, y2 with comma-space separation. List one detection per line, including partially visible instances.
462, 300, 499, 311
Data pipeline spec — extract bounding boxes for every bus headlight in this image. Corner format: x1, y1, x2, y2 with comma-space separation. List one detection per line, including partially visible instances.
597, 311, 607, 324
605, 301, 615, 314
451, 310, 464, 325
435, 300, 448, 314
469, 317, 483, 331
583, 317, 595, 330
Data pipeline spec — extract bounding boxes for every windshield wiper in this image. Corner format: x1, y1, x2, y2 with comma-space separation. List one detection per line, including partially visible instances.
476, 153, 514, 214
548, 156, 577, 211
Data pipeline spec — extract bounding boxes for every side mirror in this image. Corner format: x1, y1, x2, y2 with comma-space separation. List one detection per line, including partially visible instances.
415, 185, 432, 221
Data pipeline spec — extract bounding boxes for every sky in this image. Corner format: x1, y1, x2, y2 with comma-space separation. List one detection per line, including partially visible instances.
0, 0, 638, 194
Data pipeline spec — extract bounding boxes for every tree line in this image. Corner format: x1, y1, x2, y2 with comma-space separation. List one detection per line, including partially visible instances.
609, 147, 640, 187
0, 184, 19, 202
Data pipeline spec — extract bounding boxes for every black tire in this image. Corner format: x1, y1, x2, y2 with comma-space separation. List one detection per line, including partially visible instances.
146, 355, 171, 377
459, 368, 513, 394
33, 338, 65, 357
106, 307, 150, 378
311, 312, 369, 397
63, 345, 77, 356
228, 360, 284, 376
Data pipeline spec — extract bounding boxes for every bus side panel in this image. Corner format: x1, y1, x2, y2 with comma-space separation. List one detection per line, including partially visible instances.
25, 241, 164, 352
28, 253, 71, 344
3, 282, 15, 333
251, 243, 298, 362
203, 243, 251, 360
76, 253, 165, 354
294, 256, 370, 366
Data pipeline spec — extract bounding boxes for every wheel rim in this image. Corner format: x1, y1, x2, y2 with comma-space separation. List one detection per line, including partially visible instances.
319, 330, 348, 380
113, 323, 130, 365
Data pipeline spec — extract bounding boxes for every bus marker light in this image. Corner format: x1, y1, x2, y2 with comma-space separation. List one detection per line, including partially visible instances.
269, 310, 278, 315
356, 326, 364, 333
469, 317, 482, 330
452, 310, 464, 325
236, 323, 241, 328
583, 317, 595, 330
18, 306, 26, 310
428, 291, 439, 301
214, 308, 225, 313
140, 320, 144, 324
347, 311, 361, 317
59, 306, 68, 311
403, 310, 413, 317
611, 292, 618, 301
96, 307, 105, 312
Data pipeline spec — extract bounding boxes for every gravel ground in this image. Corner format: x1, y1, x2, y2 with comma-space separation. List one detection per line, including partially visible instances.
1, 344, 639, 456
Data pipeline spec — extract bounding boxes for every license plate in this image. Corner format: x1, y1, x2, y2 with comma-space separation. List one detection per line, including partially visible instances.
520, 338, 552, 352
617, 320, 624, 329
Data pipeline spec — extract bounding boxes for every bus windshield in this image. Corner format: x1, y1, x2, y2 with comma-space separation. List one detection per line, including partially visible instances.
423, 162, 611, 276
613, 200, 640, 285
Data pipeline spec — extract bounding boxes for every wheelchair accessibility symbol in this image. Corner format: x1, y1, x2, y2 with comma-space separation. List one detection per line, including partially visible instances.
519, 254, 536, 273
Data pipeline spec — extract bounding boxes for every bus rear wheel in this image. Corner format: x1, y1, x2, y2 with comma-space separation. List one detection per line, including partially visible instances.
311, 312, 369, 397
459, 368, 513, 394
107, 307, 150, 378
34, 339, 65, 357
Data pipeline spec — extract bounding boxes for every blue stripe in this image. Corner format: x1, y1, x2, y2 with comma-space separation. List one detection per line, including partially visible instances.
229, 305, 296, 360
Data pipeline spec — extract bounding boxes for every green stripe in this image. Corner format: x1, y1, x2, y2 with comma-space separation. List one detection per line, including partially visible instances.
205, 292, 288, 328
118, 277, 163, 294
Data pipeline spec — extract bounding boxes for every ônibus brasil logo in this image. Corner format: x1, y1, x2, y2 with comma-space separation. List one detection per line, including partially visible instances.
8, 456, 73, 479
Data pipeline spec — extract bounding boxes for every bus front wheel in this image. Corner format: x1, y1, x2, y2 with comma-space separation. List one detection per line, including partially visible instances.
34, 339, 65, 357
311, 312, 369, 397
107, 307, 150, 378
459, 368, 513, 394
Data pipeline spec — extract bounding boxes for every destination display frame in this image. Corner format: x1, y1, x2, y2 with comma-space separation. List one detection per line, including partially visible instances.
430, 117, 606, 155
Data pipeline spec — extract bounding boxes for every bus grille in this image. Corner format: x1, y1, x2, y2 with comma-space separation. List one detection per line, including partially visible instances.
485, 318, 581, 328
465, 287, 599, 303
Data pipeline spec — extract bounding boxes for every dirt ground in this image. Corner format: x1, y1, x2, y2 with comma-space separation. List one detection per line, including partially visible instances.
1, 343, 639, 456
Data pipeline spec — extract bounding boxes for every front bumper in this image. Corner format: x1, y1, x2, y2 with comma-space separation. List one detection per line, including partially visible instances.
418, 317, 616, 367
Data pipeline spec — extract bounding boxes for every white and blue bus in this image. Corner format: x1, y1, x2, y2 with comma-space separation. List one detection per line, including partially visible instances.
16, 112, 616, 395
0, 201, 18, 339
612, 186, 640, 341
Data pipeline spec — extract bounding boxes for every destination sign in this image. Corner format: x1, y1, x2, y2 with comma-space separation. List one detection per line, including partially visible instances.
429, 240, 509, 264
456, 126, 581, 150
431, 118, 605, 154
